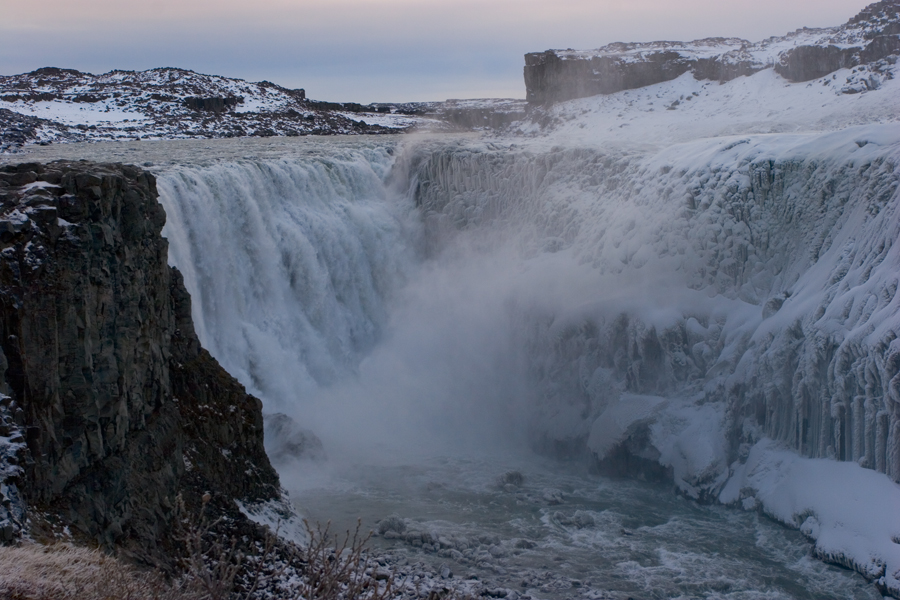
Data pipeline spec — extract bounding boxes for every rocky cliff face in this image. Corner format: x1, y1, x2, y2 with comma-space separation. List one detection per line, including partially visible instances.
525, 0, 900, 104
0, 160, 280, 564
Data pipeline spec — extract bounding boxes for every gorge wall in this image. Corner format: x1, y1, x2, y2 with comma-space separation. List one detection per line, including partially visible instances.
408, 130, 900, 487
0, 160, 280, 564
403, 131, 900, 591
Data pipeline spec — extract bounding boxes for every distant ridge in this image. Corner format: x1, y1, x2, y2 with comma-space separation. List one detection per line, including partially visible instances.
0, 67, 420, 151
524, 0, 900, 103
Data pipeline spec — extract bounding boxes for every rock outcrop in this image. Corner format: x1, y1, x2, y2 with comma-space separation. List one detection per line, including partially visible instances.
0, 160, 280, 564
183, 96, 244, 112
525, 0, 900, 104
524, 39, 762, 104
775, 35, 900, 82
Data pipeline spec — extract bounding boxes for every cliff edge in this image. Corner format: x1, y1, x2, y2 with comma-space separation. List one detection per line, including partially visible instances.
525, 0, 900, 103
0, 160, 280, 565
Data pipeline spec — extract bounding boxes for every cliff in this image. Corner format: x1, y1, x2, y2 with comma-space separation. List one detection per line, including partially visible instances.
0, 160, 280, 564
524, 0, 900, 104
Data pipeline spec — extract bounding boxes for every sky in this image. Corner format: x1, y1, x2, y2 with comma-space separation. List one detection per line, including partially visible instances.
1, 0, 875, 103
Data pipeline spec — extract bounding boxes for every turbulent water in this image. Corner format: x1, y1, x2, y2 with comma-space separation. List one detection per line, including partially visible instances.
288, 455, 882, 600
6, 133, 898, 598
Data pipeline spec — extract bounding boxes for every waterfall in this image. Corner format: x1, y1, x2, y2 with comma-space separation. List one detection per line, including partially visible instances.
155, 128, 900, 485
157, 144, 420, 414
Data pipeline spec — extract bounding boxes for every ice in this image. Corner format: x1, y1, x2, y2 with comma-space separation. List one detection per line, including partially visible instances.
140, 122, 900, 591
720, 439, 900, 595
587, 393, 667, 460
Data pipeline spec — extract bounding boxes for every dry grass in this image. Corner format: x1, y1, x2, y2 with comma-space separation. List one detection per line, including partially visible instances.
174, 493, 397, 600
0, 498, 401, 600
0, 542, 198, 600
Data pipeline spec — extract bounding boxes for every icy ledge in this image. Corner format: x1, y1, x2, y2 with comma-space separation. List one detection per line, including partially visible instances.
720, 439, 900, 596
593, 398, 900, 595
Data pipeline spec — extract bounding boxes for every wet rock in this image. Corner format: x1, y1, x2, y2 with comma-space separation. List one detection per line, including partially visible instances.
263, 412, 326, 462
554, 510, 595, 528
541, 488, 564, 505
498, 470, 525, 490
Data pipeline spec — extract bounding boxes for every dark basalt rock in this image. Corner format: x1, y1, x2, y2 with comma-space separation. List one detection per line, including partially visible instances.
775, 45, 859, 82
183, 96, 243, 112
0, 161, 280, 565
524, 48, 703, 104
775, 35, 900, 82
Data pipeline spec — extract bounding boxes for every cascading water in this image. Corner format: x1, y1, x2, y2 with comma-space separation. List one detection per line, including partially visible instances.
158, 143, 417, 411
136, 129, 899, 598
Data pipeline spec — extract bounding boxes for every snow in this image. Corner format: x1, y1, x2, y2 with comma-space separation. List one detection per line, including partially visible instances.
516, 65, 900, 147
720, 439, 900, 595
587, 393, 667, 459
0, 99, 144, 126
553, 37, 751, 62
19, 181, 59, 191
235, 496, 310, 547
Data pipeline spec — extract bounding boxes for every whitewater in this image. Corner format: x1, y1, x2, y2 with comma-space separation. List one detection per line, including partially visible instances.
5, 62, 900, 598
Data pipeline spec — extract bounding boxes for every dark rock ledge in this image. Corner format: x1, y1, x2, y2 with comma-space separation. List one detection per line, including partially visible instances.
0, 160, 281, 566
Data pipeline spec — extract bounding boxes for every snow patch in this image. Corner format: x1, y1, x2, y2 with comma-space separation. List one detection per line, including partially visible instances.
721, 439, 900, 595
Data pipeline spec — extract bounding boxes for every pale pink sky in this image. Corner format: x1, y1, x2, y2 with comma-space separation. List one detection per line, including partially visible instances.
1, 0, 874, 102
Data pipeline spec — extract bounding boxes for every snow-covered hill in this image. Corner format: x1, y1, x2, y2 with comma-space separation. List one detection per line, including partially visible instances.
0, 67, 437, 151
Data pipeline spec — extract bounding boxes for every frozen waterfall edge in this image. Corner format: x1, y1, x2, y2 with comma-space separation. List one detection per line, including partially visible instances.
407, 126, 900, 594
